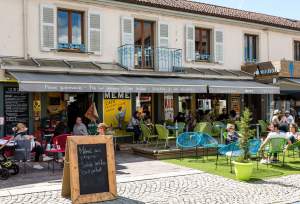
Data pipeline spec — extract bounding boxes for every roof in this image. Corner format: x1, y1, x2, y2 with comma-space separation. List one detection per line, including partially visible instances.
114, 0, 300, 31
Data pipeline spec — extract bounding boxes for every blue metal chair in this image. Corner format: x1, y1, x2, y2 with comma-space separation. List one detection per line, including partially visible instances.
215, 142, 240, 172
176, 132, 202, 160
198, 132, 226, 162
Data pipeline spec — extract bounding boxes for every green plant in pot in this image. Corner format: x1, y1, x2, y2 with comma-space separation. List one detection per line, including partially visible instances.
232, 108, 255, 181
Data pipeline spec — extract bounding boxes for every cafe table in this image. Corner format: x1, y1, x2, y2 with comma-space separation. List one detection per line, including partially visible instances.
45, 148, 64, 173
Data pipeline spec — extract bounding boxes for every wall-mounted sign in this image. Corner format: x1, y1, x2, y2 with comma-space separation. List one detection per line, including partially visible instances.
103, 93, 131, 128
164, 93, 174, 121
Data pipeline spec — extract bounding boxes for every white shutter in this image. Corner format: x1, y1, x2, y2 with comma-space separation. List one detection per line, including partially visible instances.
158, 22, 169, 48
40, 4, 56, 52
121, 16, 134, 45
214, 29, 224, 64
88, 11, 101, 55
185, 24, 195, 62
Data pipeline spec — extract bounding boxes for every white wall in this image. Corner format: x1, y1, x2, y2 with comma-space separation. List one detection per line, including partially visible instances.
0, 0, 24, 57
1, 0, 300, 70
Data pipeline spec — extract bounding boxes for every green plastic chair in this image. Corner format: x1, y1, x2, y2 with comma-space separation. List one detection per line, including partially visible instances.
264, 138, 287, 167
141, 124, 158, 143
155, 124, 177, 148
194, 122, 213, 136
177, 122, 186, 135
212, 121, 225, 137
287, 140, 300, 158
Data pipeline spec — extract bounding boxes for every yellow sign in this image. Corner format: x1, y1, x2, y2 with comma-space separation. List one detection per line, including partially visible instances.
103, 93, 131, 128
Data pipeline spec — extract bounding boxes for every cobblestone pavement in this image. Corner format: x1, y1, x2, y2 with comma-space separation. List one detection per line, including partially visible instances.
0, 153, 300, 204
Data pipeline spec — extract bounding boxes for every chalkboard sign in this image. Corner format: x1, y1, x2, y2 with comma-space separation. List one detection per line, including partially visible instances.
77, 144, 109, 195
4, 87, 29, 135
62, 136, 117, 204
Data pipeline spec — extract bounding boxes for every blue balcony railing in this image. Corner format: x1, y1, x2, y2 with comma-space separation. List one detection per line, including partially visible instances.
118, 45, 183, 72
195, 52, 211, 62
58, 43, 86, 52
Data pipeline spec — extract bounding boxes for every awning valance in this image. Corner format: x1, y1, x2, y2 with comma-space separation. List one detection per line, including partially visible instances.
279, 79, 300, 92
9, 72, 207, 93
9, 72, 280, 94
207, 80, 280, 94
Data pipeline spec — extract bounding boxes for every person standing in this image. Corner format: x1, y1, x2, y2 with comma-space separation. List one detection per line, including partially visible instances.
116, 106, 126, 129
73, 117, 88, 136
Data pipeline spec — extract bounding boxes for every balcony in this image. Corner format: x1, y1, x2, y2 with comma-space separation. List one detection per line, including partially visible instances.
118, 45, 183, 72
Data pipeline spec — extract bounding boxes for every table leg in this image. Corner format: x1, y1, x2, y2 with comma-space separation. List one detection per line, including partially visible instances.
52, 153, 55, 173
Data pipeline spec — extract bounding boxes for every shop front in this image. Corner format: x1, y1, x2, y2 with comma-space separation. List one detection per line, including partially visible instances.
0, 58, 280, 137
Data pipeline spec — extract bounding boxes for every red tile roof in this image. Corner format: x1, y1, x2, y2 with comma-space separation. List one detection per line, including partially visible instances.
115, 0, 300, 31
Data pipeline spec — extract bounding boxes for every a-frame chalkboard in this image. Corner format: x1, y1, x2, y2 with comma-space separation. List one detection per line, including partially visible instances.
62, 136, 117, 204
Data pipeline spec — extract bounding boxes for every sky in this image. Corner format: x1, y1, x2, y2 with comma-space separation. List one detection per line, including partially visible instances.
194, 0, 300, 20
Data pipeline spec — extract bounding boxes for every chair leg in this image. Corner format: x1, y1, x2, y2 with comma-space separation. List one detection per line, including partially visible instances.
202, 148, 205, 163
196, 146, 198, 160
282, 152, 285, 167
230, 156, 233, 173
206, 148, 209, 160
215, 153, 219, 169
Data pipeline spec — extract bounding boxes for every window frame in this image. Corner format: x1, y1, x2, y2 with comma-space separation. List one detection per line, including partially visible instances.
294, 40, 300, 61
194, 27, 212, 62
57, 8, 85, 52
244, 34, 258, 63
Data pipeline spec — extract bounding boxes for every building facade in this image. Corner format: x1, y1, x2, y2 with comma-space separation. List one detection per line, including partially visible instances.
2, 0, 299, 136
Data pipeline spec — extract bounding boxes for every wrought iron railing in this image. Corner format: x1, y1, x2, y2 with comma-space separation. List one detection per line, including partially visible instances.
195, 52, 211, 62
118, 45, 183, 72
58, 43, 86, 52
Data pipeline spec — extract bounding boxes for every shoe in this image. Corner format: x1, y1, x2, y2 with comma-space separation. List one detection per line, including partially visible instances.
43, 156, 53, 162
33, 164, 44, 170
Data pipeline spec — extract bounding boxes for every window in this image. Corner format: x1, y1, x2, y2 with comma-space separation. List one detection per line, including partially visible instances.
57, 9, 84, 52
244, 34, 258, 63
195, 28, 211, 61
294, 41, 300, 61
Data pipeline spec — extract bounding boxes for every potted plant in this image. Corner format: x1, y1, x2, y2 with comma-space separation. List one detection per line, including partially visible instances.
232, 108, 255, 181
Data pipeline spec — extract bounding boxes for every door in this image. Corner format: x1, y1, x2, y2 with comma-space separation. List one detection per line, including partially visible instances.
134, 20, 155, 69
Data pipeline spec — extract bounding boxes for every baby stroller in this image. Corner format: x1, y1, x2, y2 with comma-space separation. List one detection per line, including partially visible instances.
0, 139, 19, 180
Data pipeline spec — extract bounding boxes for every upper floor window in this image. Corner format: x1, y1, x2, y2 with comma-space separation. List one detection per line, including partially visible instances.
294, 41, 300, 61
244, 34, 258, 63
195, 28, 211, 61
57, 9, 84, 52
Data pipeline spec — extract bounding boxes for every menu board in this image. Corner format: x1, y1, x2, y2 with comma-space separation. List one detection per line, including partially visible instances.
77, 144, 109, 195
4, 87, 29, 135
62, 136, 117, 204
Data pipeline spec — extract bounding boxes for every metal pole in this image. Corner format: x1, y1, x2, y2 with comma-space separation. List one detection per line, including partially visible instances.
256, 124, 260, 139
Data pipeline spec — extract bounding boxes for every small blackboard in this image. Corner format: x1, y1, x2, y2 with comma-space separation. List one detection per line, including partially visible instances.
77, 144, 109, 195
4, 87, 29, 135
62, 136, 117, 204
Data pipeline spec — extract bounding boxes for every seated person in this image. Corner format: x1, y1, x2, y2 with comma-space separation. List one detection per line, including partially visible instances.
73, 117, 88, 136
97, 123, 108, 136
13, 123, 52, 169
286, 123, 300, 144
224, 124, 239, 144
259, 123, 290, 164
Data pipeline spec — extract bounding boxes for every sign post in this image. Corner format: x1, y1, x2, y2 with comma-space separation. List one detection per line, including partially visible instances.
62, 136, 117, 204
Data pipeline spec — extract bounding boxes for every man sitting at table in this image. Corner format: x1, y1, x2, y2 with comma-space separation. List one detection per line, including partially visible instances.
13, 123, 52, 169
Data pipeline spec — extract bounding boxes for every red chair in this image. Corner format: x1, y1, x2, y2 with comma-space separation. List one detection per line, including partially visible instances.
51, 134, 70, 152
2, 136, 14, 158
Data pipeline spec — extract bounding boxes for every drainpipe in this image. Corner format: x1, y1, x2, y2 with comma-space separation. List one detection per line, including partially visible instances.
23, 0, 28, 59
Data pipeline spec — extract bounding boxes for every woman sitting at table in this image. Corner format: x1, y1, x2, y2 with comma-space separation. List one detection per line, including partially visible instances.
224, 124, 239, 144
13, 123, 52, 169
129, 111, 142, 142
286, 123, 300, 144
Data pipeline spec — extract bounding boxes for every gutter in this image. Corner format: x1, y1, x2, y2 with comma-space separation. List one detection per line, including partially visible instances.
23, 0, 28, 59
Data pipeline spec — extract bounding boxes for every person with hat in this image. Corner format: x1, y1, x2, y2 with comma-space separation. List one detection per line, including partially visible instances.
271, 110, 280, 124
97, 123, 108, 136
224, 124, 239, 144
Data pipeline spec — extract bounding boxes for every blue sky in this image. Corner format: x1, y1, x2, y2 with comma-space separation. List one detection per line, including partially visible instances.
194, 0, 300, 20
